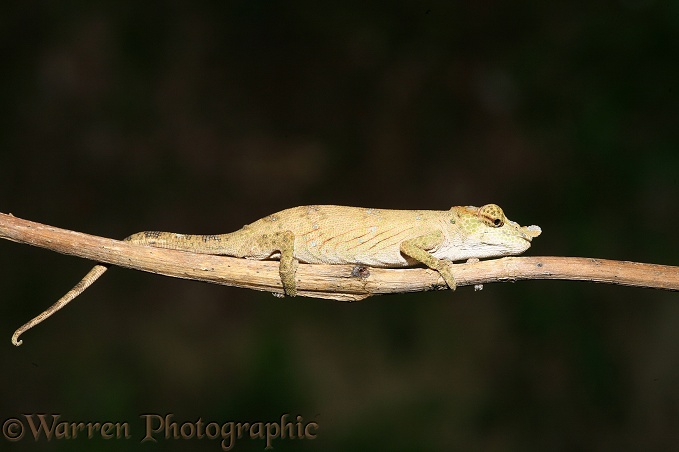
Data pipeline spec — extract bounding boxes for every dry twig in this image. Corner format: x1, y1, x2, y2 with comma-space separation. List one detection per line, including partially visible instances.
1, 212, 677, 343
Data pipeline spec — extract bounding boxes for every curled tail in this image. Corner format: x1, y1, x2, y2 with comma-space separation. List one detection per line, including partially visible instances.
12, 231, 235, 346
12, 264, 109, 346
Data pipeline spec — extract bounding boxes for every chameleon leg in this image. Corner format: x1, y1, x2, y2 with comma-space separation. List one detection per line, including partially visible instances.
400, 231, 457, 290
273, 231, 298, 297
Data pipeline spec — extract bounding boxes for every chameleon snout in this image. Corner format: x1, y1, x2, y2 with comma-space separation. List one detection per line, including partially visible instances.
521, 225, 542, 241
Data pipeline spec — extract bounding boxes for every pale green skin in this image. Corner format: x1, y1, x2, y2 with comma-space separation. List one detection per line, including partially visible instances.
11, 203, 541, 345
127, 204, 541, 296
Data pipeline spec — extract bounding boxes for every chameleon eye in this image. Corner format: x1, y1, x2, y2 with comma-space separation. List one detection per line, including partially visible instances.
479, 204, 505, 228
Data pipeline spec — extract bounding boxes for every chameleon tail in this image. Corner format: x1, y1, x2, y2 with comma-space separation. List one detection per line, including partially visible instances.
123, 231, 241, 255
12, 264, 109, 346
12, 231, 240, 345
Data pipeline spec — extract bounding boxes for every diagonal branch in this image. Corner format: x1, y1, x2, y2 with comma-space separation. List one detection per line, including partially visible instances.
1, 212, 678, 298
0, 211, 677, 342
2, 211, 678, 297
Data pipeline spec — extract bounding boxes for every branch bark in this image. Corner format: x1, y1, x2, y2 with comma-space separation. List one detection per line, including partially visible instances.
1, 212, 677, 305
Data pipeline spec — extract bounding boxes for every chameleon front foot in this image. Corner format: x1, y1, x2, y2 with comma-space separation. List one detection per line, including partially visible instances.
400, 232, 457, 291
437, 263, 457, 291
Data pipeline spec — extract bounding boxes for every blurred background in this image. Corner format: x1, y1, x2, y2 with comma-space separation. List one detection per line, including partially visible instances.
1, 2, 678, 450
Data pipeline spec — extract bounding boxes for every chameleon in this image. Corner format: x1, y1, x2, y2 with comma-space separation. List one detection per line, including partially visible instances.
11, 203, 541, 345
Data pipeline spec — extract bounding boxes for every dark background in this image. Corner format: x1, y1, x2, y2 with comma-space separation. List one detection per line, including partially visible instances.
1, 2, 678, 451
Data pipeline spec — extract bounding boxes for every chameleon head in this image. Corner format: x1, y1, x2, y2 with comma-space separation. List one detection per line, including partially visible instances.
454, 204, 541, 258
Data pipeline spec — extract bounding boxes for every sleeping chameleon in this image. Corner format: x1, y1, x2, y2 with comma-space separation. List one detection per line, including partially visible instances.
12, 203, 541, 345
